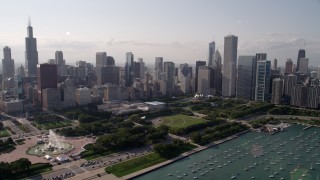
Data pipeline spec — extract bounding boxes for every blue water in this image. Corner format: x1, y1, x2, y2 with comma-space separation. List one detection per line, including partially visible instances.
135, 125, 320, 180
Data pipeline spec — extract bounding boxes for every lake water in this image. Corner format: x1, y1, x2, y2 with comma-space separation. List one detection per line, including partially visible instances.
134, 124, 320, 180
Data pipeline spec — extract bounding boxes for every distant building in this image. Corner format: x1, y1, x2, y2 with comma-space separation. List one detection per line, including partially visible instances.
75, 87, 91, 106
106, 56, 115, 66
125, 52, 134, 87
178, 63, 192, 94
25, 19, 39, 76
291, 84, 308, 107
296, 49, 306, 72
271, 78, 283, 104
197, 66, 214, 96
236, 56, 256, 100
96, 52, 107, 68
42, 88, 61, 109
2, 46, 15, 79
155, 57, 163, 81
96, 66, 120, 85
104, 84, 120, 101
272, 58, 278, 70
59, 77, 76, 107
195, 61, 206, 92
37, 64, 57, 91
285, 59, 293, 74
208, 41, 215, 67
307, 86, 320, 109
255, 60, 271, 101
164, 61, 175, 96
213, 50, 222, 95
283, 74, 297, 103
297, 58, 309, 74
222, 35, 238, 97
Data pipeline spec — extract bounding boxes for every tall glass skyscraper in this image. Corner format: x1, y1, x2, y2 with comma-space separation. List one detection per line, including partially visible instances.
296, 49, 306, 72
125, 52, 134, 87
236, 56, 256, 100
25, 19, 39, 76
208, 41, 215, 67
222, 35, 238, 97
255, 60, 271, 101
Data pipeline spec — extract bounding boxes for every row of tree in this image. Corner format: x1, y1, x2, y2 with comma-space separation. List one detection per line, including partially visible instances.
268, 106, 320, 117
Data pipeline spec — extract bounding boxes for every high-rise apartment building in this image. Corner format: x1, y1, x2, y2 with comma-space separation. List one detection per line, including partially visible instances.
25, 19, 39, 76
222, 35, 238, 97
208, 41, 215, 67
2, 46, 15, 79
285, 59, 293, 74
271, 78, 283, 104
125, 52, 134, 87
255, 60, 271, 101
283, 74, 297, 103
96, 66, 120, 85
236, 56, 256, 100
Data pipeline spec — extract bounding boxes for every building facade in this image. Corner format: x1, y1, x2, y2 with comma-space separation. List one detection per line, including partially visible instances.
222, 35, 238, 97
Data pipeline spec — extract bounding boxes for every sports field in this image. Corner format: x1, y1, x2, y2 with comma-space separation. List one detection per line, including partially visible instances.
161, 114, 206, 128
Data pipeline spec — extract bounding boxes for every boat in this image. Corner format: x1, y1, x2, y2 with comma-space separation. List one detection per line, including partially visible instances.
268, 174, 275, 178
310, 163, 314, 170
193, 176, 198, 179
230, 175, 236, 179
168, 174, 172, 176
251, 177, 255, 179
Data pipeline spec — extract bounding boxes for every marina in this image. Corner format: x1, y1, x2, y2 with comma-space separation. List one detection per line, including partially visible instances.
134, 124, 320, 180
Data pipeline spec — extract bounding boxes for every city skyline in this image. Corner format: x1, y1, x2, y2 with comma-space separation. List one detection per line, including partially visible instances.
0, 0, 320, 68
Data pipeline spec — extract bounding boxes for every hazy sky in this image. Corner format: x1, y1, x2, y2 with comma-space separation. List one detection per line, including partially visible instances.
0, 0, 320, 67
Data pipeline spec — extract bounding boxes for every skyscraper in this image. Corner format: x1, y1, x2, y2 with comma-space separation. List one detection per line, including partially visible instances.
283, 74, 297, 103
222, 35, 238, 97
55, 51, 66, 76
208, 41, 215, 67
195, 61, 206, 92
178, 63, 192, 94
96, 52, 107, 68
272, 58, 278, 70
297, 58, 309, 74
285, 59, 293, 74
213, 50, 222, 95
125, 52, 134, 87
236, 56, 256, 100
197, 66, 214, 96
2, 46, 15, 79
155, 57, 163, 81
106, 56, 115, 66
271, 78, 283, 104
164, 61, 175, 95
25, 19, 39, 76
296, 49, 306, 72
37, 64, 58, 91
255, 60, 271, 101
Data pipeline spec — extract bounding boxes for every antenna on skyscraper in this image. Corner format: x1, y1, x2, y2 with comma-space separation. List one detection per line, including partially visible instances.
28, 17, 31, 26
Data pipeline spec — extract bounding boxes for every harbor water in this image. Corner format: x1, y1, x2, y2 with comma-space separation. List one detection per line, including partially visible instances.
134, 124, 320, 180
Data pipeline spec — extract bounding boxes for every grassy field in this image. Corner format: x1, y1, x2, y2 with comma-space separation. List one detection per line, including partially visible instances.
105, 153, 167, 177
33, 120, 71, 130
162, 114, 206, 128
0, 129, 10, 137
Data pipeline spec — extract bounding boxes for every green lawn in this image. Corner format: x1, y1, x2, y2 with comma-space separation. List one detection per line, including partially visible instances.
105, 153, 167, 177
33, 120, 72, 130
0, 129, 10, 138
162, 114, 206, 128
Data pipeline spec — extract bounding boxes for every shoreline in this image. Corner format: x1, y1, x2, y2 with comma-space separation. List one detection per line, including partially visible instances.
122, 130, 250, 180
